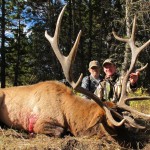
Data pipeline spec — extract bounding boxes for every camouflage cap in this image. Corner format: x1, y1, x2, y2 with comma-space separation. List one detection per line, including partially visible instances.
102, 58, 116, 67
89, 60, 100, 69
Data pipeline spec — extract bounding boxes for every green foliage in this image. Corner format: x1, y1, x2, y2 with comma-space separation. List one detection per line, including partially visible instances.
129, 88, 150, 114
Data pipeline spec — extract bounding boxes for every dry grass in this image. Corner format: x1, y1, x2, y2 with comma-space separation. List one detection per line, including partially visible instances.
0, 119, 150, 150
0, 128, 122, 150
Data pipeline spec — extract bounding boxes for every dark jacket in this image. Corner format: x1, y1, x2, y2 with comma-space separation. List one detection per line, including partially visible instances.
81, 75, 103, 98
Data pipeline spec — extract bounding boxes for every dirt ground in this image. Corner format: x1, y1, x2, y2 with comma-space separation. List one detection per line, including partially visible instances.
0, 118, 150, 150
0, 127, 150, 150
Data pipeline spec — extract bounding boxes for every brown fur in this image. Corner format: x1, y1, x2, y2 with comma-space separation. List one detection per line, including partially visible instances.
0, 81, 115, 137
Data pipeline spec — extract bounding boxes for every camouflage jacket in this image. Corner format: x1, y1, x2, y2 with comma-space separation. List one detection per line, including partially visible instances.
94, 73, 137, 102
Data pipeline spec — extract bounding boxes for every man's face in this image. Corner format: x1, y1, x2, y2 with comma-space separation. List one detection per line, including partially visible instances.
89, 66, 100, 78
103, 63, 116, 77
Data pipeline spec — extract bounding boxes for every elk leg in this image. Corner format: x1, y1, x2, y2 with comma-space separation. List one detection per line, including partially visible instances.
34, 119, 66, 137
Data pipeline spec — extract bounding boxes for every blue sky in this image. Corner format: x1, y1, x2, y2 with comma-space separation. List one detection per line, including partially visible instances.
0, 0, 68, 43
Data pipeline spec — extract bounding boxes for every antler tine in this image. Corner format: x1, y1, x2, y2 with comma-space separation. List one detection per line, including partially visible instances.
120, 97, 150, 120
45, 5, 67, 63
65, 30, 82, 88
45, 5, 129, 127
45, 5, 82, 88
121, 63, 150, 120
124, 63, 148, 101
130, 15, 136, 41
112, 31, 129, 43
54, 5, 67, 45
130, 16, 150, 51
129, 16, 150, 67
138, 39, 150, 52
136, 63, 148, 73
113, 15, 150, 119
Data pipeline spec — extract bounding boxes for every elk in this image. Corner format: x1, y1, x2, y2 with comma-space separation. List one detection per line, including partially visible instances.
0, 5, 150, 139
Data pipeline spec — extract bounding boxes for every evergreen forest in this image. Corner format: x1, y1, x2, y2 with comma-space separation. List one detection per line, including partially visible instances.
0, 0, 150, 89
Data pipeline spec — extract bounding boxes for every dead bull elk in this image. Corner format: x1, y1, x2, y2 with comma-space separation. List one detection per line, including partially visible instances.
0, 5, 150, 138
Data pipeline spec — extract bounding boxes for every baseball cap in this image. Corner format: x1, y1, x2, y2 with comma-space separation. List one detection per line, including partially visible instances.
102, 58, 115, 66
89, 60, 100, 69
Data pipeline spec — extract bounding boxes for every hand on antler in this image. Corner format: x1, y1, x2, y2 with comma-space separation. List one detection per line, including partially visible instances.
129, 72, 139, 86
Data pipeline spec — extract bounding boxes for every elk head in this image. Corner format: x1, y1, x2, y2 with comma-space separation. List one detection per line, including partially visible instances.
45, 5, 150, 130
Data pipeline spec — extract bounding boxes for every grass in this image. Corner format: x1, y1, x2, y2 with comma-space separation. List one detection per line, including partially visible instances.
0, 124, 150, 150
0, 129, 122, 150
130, 100, 150, 114
129, 87, 150, 114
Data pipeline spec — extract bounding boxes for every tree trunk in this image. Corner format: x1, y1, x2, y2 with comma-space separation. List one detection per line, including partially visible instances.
88, 0, 93, 62
121, 0, 131, 75
1, 0, 6, 88
14, 18, 21, 86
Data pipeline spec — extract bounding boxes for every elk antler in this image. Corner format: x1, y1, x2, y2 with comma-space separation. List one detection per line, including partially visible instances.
112, 16, 150, 120
136, 63, 148, 73
45, 5, 127, 127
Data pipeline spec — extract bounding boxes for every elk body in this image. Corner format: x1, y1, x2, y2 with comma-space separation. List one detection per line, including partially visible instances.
0, 81, 115, 137
0, 5, 150, 140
